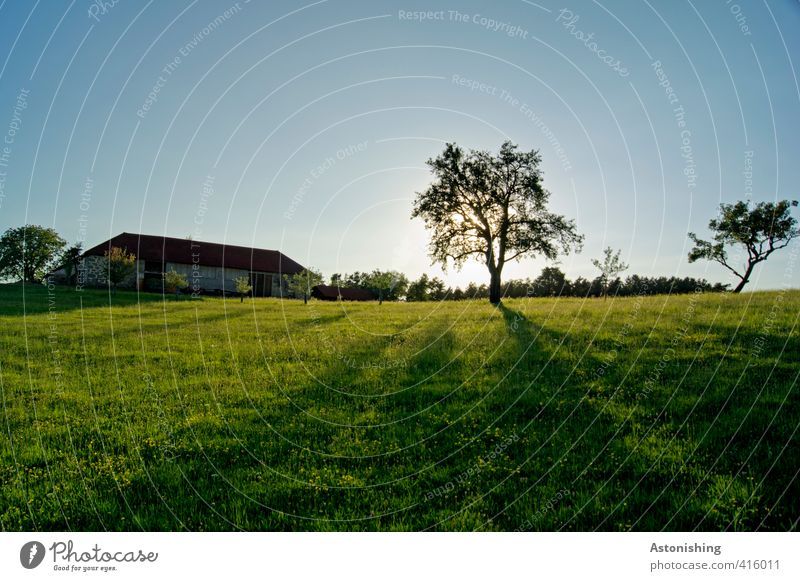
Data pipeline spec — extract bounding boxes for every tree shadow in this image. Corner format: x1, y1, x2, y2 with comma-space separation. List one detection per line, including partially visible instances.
489, 304, 706, 531
491, 303, 799, 531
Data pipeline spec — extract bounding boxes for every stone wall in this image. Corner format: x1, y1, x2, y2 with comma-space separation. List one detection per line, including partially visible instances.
75, 255, 287, 295
77, 255, 143, 289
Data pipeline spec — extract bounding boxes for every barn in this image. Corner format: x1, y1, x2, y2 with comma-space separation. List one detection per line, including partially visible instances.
55, 232, 305, 296
311, 285, 376, 301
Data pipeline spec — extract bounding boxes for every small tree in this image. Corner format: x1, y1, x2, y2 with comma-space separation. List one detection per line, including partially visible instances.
235, 275, 252, 303
59, 243, 83, 285
364, 269, 408, 304
105, 246, 137, 292
591, 247, 629, 299
163, 268, 188, 298
0, 225, 66, 283
283, 268, 323, 304
689, 200, 799, 293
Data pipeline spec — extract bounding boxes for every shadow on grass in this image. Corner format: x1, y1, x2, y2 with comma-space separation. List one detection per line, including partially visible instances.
491, 304, 709, 531
12, 294, 795, 531
494, 303, 607, 421
0, 283, 184, 316
494, 305, 800, 531
128, 319, 465, 530
289, 308, 348, 329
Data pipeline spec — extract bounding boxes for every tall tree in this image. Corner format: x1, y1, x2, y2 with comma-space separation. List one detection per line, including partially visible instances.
406, 274, 431, 301
570, 276, 591, 297
427, 276, 447, 301
534, 266, 569, 297
688, 200, 799, 293
412, 141, 582, 304
591, 247, 629, 299
0, 225, 67, 283
283, 268, 323, 304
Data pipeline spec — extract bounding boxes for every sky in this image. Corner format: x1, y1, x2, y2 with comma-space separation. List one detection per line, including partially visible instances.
0, 0, 798, 290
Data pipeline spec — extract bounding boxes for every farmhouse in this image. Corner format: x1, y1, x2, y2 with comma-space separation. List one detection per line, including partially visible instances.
55, 232, 304, 296
311, 285, 375, 301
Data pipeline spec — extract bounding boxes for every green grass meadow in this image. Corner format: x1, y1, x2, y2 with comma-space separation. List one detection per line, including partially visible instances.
0, 283, 798, 531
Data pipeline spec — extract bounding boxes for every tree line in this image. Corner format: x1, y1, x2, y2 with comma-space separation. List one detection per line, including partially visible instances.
319, 267, 726, 302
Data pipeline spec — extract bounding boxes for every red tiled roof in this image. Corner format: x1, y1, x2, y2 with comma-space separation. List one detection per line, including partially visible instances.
312, 285, 375, 301
82, 232, 304, 275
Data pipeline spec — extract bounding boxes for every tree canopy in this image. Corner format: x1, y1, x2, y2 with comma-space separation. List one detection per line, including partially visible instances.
533, 266, 569, 297
0, 225, 66, 283
688, 200, 798, 292
412, 141, 582, 303
363, 270, 408, 304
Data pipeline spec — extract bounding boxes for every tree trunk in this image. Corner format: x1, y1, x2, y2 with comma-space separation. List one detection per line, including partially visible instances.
240, 294, 244, 303
303, 292, 308, 305
732, 262, 755, 293
489, 269, 502, 304
379, 289, 383, 305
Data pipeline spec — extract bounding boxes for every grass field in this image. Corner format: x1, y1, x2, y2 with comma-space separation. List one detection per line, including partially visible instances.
0, 283, 798, 531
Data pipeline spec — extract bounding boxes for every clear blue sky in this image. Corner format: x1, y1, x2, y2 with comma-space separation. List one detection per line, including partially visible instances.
1, 0, 798, 290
